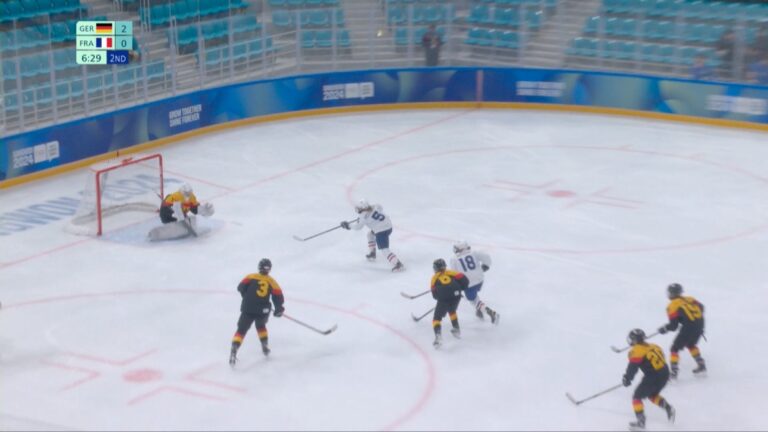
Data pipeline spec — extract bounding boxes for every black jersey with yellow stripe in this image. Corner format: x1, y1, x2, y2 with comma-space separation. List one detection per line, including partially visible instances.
665, 295, 704, 331
161, 191, 200, 214
430, 270, 468, 301
238, 273, 284, 314
624, 342, 668, 382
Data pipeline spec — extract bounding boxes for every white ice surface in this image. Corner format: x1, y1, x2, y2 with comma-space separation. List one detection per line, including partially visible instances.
1, 109, 768, 431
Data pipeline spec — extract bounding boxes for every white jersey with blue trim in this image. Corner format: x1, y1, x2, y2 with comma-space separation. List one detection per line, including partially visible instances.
352, 204, 392, 233
450, 250, 492, 287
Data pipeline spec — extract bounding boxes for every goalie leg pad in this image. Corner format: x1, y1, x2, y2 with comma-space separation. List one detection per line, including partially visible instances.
148, 221, 195, 241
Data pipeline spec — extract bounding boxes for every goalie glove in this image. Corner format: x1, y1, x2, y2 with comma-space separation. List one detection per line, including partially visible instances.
199, 202, 215, 217
340, 221, 351, 230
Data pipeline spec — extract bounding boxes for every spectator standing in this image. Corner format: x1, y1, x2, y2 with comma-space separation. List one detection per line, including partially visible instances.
715, 28, 735, 79
421, 24, 443, 67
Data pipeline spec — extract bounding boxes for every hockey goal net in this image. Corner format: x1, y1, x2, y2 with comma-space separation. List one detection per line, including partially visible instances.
66, 153, 164, 236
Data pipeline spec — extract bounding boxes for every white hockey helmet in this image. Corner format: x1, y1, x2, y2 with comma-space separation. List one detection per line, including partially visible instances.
453, 240, 470, 254
179, 183, 193, 197
355, 199, 372, 214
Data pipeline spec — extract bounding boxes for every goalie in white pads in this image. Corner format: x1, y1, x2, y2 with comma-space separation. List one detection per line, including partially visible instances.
340, 199, 405, 272
450, 241, 499, 324
148, 183, 214, 241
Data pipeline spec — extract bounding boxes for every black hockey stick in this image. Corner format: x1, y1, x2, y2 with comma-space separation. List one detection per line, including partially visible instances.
610, 331, 659, 353
565, 383, 623, 406
283, 314, 337, 335
182, 217, 198, 237
292, 218, 359, 242
400, 289, 431, 300
411, 307, 435, 322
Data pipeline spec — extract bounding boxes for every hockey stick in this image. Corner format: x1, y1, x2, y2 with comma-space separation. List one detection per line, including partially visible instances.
565, 383, 623, 406
283, 314, 338, 335
400, 290, 431, 300
610, 331, 659, 353
182, 217, 198, 238
292, 218, 359, 242
411, 307, 435, 322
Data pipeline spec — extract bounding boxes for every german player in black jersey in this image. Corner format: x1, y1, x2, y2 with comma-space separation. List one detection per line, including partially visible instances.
623, 329, 675, 431
229, 258, 284, 365
430, 258, 468, 348
657, 283, 706, 378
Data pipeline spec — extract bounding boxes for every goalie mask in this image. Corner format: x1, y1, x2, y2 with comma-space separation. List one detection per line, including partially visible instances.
258, 258, 272, 275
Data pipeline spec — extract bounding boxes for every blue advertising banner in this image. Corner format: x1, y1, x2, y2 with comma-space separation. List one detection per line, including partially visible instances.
2, 66, 767, 184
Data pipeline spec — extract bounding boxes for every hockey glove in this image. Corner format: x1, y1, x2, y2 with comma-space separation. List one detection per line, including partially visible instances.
658, 326, 668, 335
622, 376, 632, 387
481, 264, 490, 272
340, 221, 350, 230
273, 307, 284, 318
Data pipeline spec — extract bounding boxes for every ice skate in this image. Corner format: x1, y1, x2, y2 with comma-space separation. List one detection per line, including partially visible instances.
628, 413, 645, 431
475, 308, 484, 320
665, 404, 676, 423
365, 250, 376, 261
391, 261, 405, 272
433, 334, 443, 349
229, 348, 237, 367
261, 343, 271, 356
670, 365, 679, 379
450, 327, 461, 339
692, 360, 707, 377
486, 308, 499, 325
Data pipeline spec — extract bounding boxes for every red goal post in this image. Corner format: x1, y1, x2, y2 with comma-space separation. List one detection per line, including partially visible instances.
66, 153, 164, 236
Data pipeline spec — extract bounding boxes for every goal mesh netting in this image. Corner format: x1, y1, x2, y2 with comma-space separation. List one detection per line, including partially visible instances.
65, 153, 164, 236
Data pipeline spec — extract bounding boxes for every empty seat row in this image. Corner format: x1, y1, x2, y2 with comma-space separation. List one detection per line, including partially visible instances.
394, 26, 445, 45
170, 16, 263, 53
272, 8, 345, 28
3, 61, 166, 111
388, 5, 454, 25
585, 16, 726, 43
300, 29, 350, 49
471, 0, 556, 7
269, 0, 339, 7
568, 37, 721, 66
201, 37, 277, 66
0, 0, 86, 24
385, 0, 450, 4
465, 27, 521, 49
140, 0, 248, 27
0, 16, 110, 54
603, 0, 768, 22
466, 5, 543, 30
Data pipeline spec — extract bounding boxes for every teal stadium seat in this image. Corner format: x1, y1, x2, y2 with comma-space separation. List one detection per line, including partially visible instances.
388, 7, 406, 25
605, 17, 620, 37
324, 0, 339, 6
272, 10, 294, 28
622, 18, 637, 38
301, 30, 315, 49
467, 5, 491, 25
310, 10, 329, 27
315, 30, 333, 48
496, 31, 519, 49
658, 44, 675, 63
493, 8, 515, 27
584, 16, 600, 35
394, 27, 409, 45
288, 0, 305, 7
526, 9, 541, 31
337, 29, 350, 47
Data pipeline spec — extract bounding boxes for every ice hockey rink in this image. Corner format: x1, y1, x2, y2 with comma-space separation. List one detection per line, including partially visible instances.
1, 108, 768, 431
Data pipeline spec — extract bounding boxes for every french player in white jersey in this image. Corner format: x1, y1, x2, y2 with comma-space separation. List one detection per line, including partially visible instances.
449, 241, 499, 324
340, 199, 405, 272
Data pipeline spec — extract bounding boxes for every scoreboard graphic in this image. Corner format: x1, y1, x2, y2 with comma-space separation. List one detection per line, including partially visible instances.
76, 21, 133, 65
